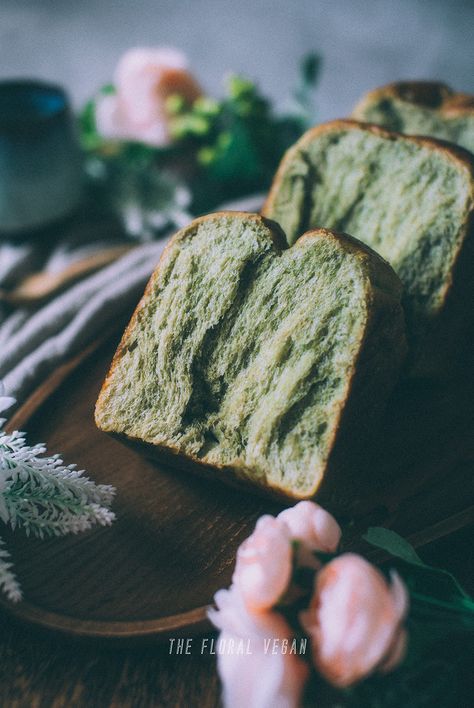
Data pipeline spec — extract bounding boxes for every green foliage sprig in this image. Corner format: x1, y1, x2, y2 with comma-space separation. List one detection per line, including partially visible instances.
79, 54, 321, 235
165, 70, 315, 210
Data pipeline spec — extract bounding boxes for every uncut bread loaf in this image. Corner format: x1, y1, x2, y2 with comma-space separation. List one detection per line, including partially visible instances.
263, 120, 474, 375
352, 81, 474, 153
95, 212, 405, 502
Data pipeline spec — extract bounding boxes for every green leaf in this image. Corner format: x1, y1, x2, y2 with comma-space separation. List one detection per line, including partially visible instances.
226, 74, 256, 100
290, 53, 321, 127
100, 83, 116, 96
301, 53, 321, 87
78, 98, 100, 150
192, 97, 220, 117
165, 93, 186, 115
364, 526, 472, 610
363, 527, 424, 565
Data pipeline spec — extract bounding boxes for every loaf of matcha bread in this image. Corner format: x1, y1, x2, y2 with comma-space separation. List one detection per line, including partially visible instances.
95, 212, 405, 501
263, 120, 474, 374
352, 81, 474, 153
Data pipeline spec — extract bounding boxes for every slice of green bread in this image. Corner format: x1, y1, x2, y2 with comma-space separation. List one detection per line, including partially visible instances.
263, 120, 474, 374
95, 212, 405, 501
352, 81, 474, 153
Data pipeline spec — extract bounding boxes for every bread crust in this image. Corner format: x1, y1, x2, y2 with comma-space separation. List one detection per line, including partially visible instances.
262, 119, 474, 375
95, 216, 406, 507
263, 120, 474, 230
352, 81, 474, 120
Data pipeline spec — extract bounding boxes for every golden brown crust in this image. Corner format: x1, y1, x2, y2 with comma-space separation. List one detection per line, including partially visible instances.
352, 81, 474, 119
105, 431, 296, 504
96, 219, 406, 506
315, 283, 407, 508
294, 229, 407, 503
296, 226, 397, 278
262, 119, 474, 323
263, 119, 474, 216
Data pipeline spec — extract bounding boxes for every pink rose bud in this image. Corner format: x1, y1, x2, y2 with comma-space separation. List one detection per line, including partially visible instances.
209, 586, 309, 708
95, 47, 201, 146
278, 500, 341, 553
232, 515, 292, 613
300, 553, 408, 687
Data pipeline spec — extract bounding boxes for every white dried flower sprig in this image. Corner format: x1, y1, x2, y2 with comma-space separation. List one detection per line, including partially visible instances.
0, 382, 116, 603
0, 537, 21, 602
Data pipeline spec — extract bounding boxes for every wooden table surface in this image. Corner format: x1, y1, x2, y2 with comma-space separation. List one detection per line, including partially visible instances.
1, 525, 472, 708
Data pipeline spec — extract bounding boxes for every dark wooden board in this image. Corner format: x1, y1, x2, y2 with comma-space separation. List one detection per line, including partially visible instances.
1, 332, 473, 642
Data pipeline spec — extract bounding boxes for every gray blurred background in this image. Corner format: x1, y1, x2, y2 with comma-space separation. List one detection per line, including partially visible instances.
0, 0, 473, 119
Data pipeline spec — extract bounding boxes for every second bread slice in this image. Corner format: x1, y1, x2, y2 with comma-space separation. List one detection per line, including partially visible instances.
352, 81, 474, 153
263, 120, 474, 375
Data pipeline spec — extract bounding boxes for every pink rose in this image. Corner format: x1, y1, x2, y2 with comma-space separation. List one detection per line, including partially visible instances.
232, 515, 292, 613
278, 500, 341, 553
95, 47, 201, 146
209, 586, 309, 708
300, 553, 408, 687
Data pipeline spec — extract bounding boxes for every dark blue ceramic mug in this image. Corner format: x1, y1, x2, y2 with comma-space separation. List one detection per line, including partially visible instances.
0, 80, 82, 236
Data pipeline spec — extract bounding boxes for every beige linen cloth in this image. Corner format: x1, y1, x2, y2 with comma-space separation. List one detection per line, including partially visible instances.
0, 195, 263, 411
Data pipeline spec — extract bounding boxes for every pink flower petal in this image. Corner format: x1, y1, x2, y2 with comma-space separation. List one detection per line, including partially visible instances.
301, 553, 409, 687
233, 515, 292, 612
390, 570, 409, 622
95, 94, 125, 141
209, 586, 309, 708
278, 500, 341, 554
96, 46, 201, 147
379, 628, 408, 673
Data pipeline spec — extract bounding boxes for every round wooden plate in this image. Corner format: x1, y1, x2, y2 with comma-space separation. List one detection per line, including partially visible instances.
1, 332, 473, 642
